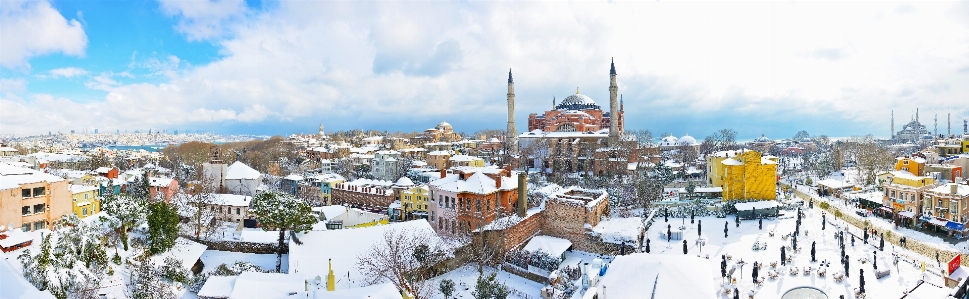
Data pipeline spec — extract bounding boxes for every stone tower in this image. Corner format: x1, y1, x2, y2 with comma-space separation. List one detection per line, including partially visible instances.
609, 58, 619, 141
506, 69, 517, 153
318, 123, 325, 136
891, 110, 895, 141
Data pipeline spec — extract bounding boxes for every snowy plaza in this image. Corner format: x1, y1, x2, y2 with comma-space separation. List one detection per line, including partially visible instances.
632, 203, 960, 299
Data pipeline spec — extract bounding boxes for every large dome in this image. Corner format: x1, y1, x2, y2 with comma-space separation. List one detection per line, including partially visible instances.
677, 135, 698, 146
556, 91, 601, 110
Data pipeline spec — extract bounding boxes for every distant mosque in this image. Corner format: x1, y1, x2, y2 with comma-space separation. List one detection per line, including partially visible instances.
892, 109, 932, 143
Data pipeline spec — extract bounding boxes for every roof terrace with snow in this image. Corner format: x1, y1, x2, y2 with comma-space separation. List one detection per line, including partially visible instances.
548, 187, 608, 208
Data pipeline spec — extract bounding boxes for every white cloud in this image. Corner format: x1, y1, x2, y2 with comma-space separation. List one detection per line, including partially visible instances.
48, 67, 88, 78
3, 1, 969, 137
0, 78, 28, 94
0, 0, 87, 69
157, 0, 246, 41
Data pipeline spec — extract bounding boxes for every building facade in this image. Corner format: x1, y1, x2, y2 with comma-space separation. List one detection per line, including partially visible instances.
712, 150, 777, 201
428, 167, 520, 235
331, 179, 395, 213
69, 185, 100, 218
0, 163, 72, 231
371, 150, 401, 181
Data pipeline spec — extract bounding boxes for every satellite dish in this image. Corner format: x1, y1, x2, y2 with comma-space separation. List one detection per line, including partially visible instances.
6, 222, 12, 232
0, 225, 5, 232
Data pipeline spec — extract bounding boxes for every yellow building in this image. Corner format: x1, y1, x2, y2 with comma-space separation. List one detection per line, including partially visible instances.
400, 185, 429, 219
706, 150, 745, 187
448, 155, 485, 168
963, 135, 969, 153
715, 150, 777, 201
69, 185, 101, 218
895, 157, 927, 176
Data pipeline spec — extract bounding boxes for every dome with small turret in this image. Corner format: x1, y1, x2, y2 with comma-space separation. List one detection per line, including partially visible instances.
677, 134, 698, 146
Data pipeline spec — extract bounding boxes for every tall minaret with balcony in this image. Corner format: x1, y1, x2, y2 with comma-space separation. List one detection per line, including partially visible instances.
506, 69, 517, 153
608, 58, 619, 142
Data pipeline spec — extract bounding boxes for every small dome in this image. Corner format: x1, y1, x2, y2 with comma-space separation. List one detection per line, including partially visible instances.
395, 177, 415, 187
754, 134, 770, 142
660, 136, 679, 146
677, 135, 698, 146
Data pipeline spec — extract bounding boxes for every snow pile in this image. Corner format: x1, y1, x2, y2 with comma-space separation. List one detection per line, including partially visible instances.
152, 237, 207, 270
0, 251, 56, 299
591, 217, 644, 244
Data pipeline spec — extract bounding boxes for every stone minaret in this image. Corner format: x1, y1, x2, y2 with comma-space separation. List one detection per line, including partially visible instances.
891, 110, 894, 141
935, 114, 938, 137
506, 69, 517, 153
609, 58, 619, 141
948, 113, 951, 136
318, 123, 325, 136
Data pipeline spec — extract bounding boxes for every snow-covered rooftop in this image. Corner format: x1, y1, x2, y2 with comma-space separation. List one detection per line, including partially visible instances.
592, 254, 715, 299
591, 217, 644, 244
0, 251, 56, 299
289, 220, 439, 289
312, 205, 349, 220
319, 282, 402, 299
229, 272, 305, 299
149, 177, 174, 187
0, 163, 66, 190
430, 171, 518, 194
152, 237, 207, 270
214, 194, 252, 207
928, 183, 969, 197
197, 275, 237, 299
817, 179, 855, 189
522, 235, 572, 257
226, 161, 261, 180
69, 184, 99, 194
734, 200, 779, 211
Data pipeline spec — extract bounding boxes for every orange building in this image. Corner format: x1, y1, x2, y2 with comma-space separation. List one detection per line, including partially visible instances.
895, 156, 927, 176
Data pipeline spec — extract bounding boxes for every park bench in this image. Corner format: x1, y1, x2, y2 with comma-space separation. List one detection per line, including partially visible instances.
817, 267, 826, 277
833, 272, 844, 282
803, 267, 813, 276
875, 269, 890, 279
789, 267, 800, 276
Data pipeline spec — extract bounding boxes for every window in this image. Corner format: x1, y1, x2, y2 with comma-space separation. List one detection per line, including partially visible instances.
82, 207, 88, 216
476, 200, 481, 213
22, 206, 30, 216
33, 221, 45, 230
85, 194, 89, 199
236, 208, 240, 215
32, 187, 45, 197
33, 204, 45, 214
22, 189, 30, 198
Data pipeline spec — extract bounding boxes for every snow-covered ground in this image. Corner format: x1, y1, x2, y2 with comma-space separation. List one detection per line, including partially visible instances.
427, 265, 545, 299
199, 250, 288, 273
634, 206, 957, 299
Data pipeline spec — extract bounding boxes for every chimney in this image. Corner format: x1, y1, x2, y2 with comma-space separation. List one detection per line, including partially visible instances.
440, 169, 446, 179
517, 172, 527, 217
953, 184, 959, 195
496, 175, 502, 189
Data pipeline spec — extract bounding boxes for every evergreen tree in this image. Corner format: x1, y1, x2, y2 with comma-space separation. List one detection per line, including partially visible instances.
147, 201, 181, 254
440, 279, 456, 299
250, 191, 318, 272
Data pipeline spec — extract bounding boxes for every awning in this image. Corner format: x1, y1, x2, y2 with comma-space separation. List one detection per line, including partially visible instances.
946, 221, 965, 231
928, 218, 949, 227
877, 207, 893, 214
899, 211, 916, 218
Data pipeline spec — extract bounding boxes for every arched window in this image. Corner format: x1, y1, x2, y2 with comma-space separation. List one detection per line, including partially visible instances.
556, 123, 577, 132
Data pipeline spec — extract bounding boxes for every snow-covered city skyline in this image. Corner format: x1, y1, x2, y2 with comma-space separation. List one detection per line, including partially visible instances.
2, 1, 968, 138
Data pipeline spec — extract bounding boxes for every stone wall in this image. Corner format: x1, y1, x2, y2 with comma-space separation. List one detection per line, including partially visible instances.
191, 237, 286, 254
543, 198, 597, 252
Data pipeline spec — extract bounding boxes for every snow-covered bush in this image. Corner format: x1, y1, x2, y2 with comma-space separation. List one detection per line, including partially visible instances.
210, 261, 266, 276
160, 256, 189, 284
504, 250, 531, 269
529, 250, 561, 272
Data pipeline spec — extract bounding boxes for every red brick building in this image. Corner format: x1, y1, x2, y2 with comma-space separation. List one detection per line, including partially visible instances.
527, 91, 624, 133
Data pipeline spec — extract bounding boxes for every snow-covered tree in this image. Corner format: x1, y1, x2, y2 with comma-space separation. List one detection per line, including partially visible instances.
356, 228, 444, 299
18, 219, 108, 299
147, 201, 181, 255
101, 193, 147, 250
128, 258, 176, 299
171, 177, 223, 239
473, 272, 509, 299
250, 191, 317, 272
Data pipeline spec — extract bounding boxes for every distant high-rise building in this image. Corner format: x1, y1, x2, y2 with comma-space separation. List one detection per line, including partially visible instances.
70, 130, 75, 134
94, 129, 98, 134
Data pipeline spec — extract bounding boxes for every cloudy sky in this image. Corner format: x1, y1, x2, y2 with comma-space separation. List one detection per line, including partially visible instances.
2, 0, 968, 139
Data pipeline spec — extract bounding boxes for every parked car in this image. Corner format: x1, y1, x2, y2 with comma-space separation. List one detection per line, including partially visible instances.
855, 209, 872, 217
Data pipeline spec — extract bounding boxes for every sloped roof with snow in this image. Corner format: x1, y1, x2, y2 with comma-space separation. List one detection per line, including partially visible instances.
394, 176, 414, 186
0, 163, 65, 190
149, 177, 174, 187
229, 272, 305, 299
522, 235, 572, 256
594, 254, 715, 299
0, 251, 57, 299
430, 171, 518, 194
69, 185, 99, 194
929, 184, 969, 197
289, 220, 439, 289
152, 237, 207, 269
197, 275, 237, 299
226, 161, 261, 180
